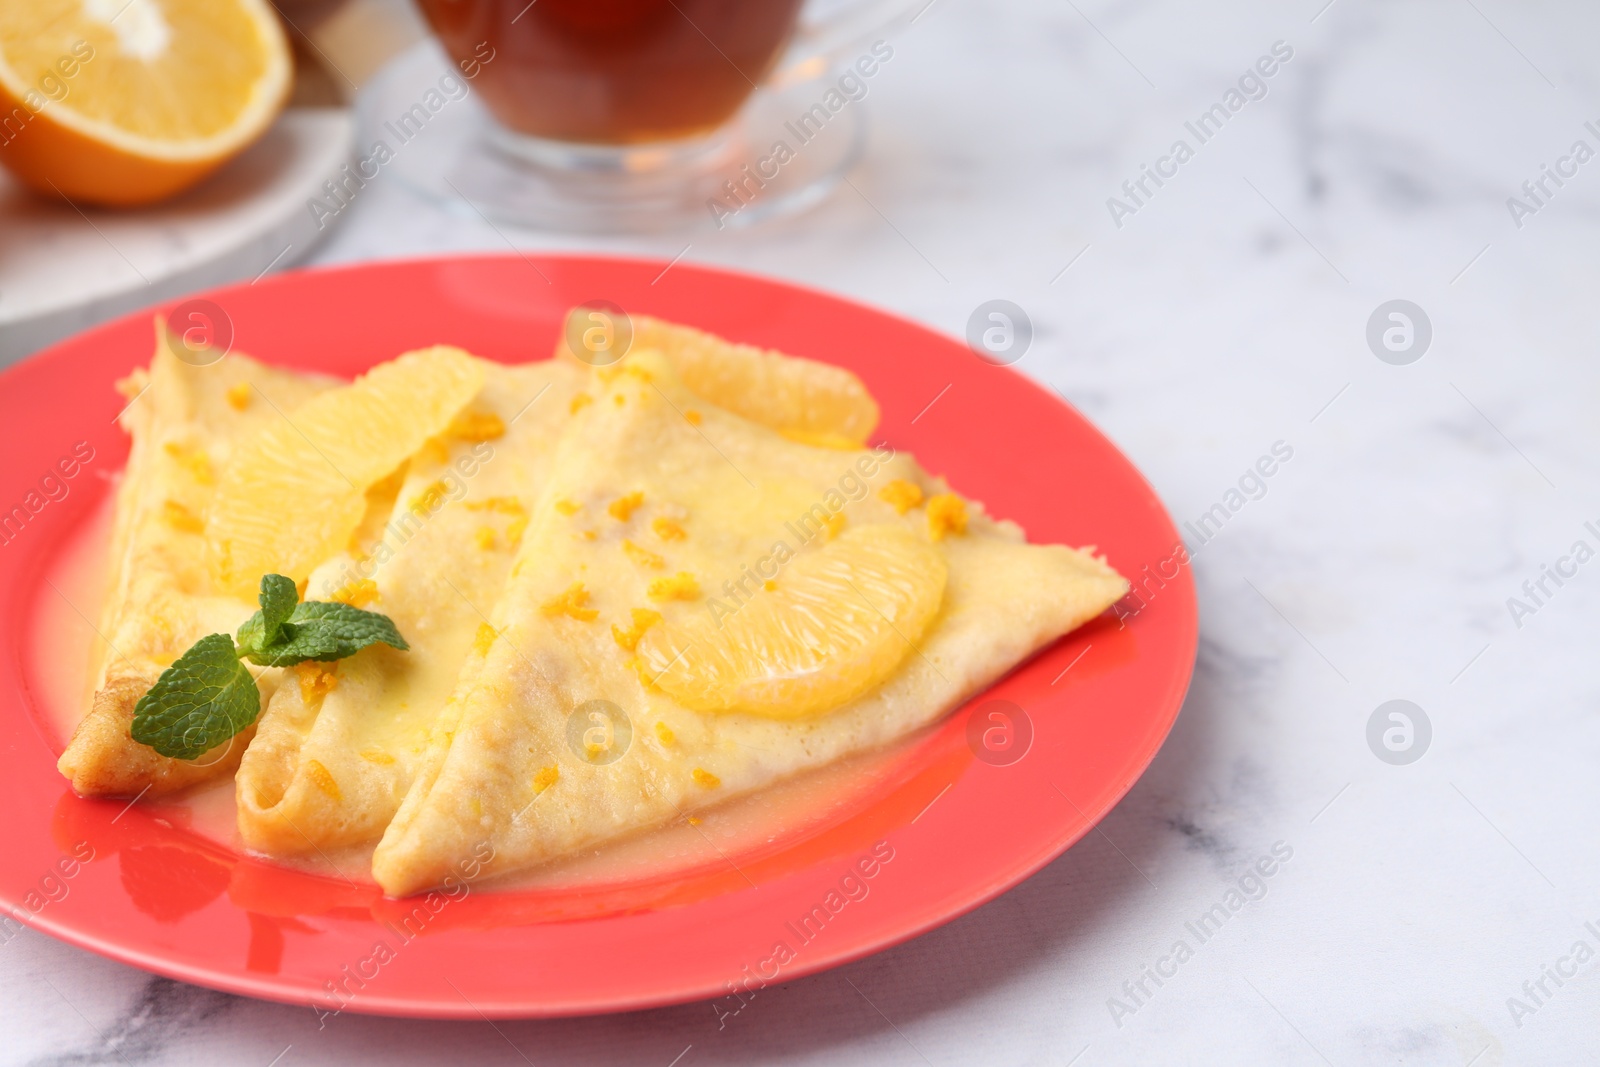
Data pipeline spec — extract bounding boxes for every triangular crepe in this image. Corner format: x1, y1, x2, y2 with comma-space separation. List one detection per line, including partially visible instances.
235, 360, 586, 853
60, 339, 479, 798
59, 325, 335, 797
371, 352, 1126, 896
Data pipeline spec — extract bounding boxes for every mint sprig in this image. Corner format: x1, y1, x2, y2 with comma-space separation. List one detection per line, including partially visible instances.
237, 596, 407, 666
131, 574, 408, 760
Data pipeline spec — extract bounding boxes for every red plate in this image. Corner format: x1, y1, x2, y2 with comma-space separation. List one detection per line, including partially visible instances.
0, 254, 1195, 1018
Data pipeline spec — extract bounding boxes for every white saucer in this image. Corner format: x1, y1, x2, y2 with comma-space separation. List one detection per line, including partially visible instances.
0, 108, 355, 366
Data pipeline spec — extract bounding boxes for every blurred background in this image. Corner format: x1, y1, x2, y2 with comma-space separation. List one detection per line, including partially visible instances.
4, 0, 1599, 1064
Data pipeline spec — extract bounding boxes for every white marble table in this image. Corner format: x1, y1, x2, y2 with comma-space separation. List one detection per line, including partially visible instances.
6, 0, 1598, 1063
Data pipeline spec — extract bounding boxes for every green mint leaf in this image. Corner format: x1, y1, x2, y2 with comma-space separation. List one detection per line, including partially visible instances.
259, 574, 299, 637
132, 575, 406, 761
236, 573, 300, 657
130, 633, 261, 760
241, 600, 409, 667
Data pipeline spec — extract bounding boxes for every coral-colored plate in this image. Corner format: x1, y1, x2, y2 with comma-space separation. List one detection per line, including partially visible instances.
0, 255, 1194, 1018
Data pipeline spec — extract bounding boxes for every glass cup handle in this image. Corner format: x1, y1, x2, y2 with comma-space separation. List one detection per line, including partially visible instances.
766, 0, 926, 89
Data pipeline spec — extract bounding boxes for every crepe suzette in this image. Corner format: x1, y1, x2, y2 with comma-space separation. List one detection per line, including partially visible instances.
234, 317, 883, 858
58, 325, 336, 797
58, 335, 485, 798
234, 359, 583, 852
371, 350, 1128, 896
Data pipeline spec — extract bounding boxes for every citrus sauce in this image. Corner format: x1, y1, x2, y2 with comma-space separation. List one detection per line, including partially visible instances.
33, 486, 935, 896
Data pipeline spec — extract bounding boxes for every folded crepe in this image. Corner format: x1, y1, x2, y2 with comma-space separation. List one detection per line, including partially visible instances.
236, 322, 884, 857
59, 325, 335, 797
60, 339, 483, 799
371, 351, 1127, 896
235, 360, 585, 853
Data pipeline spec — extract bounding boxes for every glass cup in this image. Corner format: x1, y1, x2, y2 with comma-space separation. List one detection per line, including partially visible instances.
358, 0, 922, 231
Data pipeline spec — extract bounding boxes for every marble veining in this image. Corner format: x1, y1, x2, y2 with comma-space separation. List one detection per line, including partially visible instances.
25, 977, 238, 1066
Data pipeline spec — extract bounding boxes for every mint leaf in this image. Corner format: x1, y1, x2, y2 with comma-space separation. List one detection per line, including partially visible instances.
132, 575, 408, 760
236, 573, 300, 658
130, 633, 261, 760
241, 600, 408, 667
259, 574, 299, 639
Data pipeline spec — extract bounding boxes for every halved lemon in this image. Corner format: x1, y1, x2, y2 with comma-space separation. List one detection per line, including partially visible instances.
637, 525, 947, 718
208, 347, 484, 597
0, 0, 291, 205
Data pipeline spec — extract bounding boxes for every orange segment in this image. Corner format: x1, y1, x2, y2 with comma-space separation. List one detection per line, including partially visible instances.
636, 526, 946, 718
208, 346, 485, 597
0, 0, 291, 205
555, 311, 879, 445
